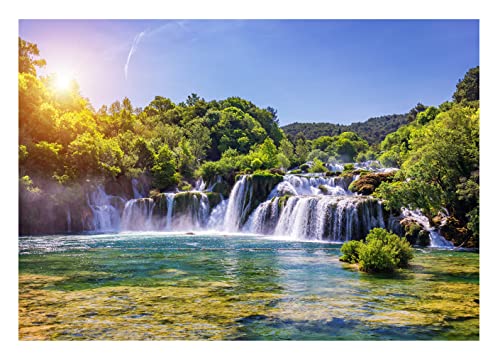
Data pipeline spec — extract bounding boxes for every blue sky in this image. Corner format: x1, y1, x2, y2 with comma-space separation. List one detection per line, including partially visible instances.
19, 19, 479, 125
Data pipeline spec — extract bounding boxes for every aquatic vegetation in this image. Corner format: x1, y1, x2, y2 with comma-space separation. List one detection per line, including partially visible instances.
19, 233, 478, 340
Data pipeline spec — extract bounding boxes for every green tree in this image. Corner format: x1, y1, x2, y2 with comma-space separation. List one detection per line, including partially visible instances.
453, 66, 479, 104
151, 144, 179, 190
376, 105, 479, 243
19, 37, 46, 75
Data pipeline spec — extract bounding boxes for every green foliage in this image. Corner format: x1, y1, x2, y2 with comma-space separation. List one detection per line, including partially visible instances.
19, 37, 46, 75
376, 103, 479, 245
282, 114, 409, 145
276, 153, 291, 170
213, 107, 267, 154
322, 132, 369, 163
307, 149, 329, 162
151, 144, 179, 190
340, 228, 414, 273
339, 240, 364, 263
415, 106, 439, 125
294, 138, 310, 164
343, 163, 354, 172
251, 158, 263, 170
453, 66, 479, 104
309, 158, 327, 173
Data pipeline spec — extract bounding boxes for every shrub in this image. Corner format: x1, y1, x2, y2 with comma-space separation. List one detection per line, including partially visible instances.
309, 158, 328, 173
343, 163, 354, 171
299, 163, 310, 172
339, 240, 364, 263
339, 228, 414, 273
251, 158, 263, 170
358, 239, 397, 272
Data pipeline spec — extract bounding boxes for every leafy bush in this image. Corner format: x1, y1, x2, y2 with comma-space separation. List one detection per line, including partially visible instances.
339, 228, 414, 273
251, 158, 263, 170
299, 163, 310, 172
339, 240, 364, 263
309, 158, 328, 173
343, 163, 354, 172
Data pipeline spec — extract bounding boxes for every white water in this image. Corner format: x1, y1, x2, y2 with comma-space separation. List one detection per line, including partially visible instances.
131, 178, 143, 199
223, 175, 252, 232
85, 164, 454, 246
165, 193, 175, 230
401, 209, 454, 247
66, 209, 71, 233
87, 185, 124, 232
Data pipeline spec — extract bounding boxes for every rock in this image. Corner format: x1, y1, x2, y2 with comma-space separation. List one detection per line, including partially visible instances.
400, 218, 430, 246
349, 171, 397, 195
205, 192, 223, 209
439, 216, 471, 247
210, 181, 231, 198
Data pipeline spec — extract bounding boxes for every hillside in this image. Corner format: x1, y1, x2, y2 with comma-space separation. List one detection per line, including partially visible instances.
282, 113, 409, 144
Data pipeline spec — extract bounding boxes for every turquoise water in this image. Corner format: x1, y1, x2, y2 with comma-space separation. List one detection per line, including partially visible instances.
19, 233, 479, 340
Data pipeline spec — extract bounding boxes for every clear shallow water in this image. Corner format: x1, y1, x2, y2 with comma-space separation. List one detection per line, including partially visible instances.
19, 233, 479, 340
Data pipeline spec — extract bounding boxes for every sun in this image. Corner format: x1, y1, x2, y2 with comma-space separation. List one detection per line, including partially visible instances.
54, 72, 73, 91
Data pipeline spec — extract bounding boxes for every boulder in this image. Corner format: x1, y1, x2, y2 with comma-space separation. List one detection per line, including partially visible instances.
349, 171, 397, 195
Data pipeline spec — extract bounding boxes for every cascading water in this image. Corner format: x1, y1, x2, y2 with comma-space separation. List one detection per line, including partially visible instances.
121, 198, 156, 231
87, 185, 124, 232
85, 166, 444, 245
165, 193, 175, 230
66, 209, 71, 233
268, 195, 385, 241
223, 175, 252, 232
401, 209, 454, 248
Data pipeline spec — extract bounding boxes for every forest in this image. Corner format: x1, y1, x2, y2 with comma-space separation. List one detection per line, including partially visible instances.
18, 37, 479, 247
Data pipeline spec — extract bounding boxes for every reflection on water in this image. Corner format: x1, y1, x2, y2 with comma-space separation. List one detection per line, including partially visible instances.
19, 233, 479, 340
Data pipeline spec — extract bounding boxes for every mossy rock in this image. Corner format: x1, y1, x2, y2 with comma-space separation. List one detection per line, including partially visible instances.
178, 180, 192, 192
173, 192, 203, 215
318, 185, 329, 195
278, 195, 291, 210
325, 171, 342, 177
400, 218, 430, 246
210, 182, 231, 198
349, 171, 397, 195
439, 217, 471, 247
204, 192, 223, 209
236, 173, 284, 226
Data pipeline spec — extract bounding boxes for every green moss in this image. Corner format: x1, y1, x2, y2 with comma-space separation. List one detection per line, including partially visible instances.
173, 192, 202, 215
210, 182, 231, 198
205, 192, 223, 209
349, 171, 397, 195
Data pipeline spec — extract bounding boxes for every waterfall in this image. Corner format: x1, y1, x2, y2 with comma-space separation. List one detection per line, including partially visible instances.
401, 209, 454, 247
223, 175, 252, 232
87, 185, 123, 232
131, 178, 144, 199
165, 193, 175, 230
272, 175, 354, 197
245, 197, 281, 234
207, 199, 229, 230
121, 198, 156, 231
171, 192, 211, 230
66, 209, 71, 233
246, 195, 385, 242
194, 178, 206, 191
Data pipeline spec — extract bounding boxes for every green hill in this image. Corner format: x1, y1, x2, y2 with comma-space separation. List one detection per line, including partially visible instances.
282, 113, 409, 144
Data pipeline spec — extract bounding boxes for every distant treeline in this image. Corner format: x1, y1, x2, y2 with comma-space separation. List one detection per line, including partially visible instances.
282, 114, 409, 144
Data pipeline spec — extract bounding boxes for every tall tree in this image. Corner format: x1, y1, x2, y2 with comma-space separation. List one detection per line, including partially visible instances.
453, 66, 479, 103
19, 37, 46, 75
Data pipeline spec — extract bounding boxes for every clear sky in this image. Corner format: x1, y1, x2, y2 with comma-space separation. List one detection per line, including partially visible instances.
19, 19, 479, 125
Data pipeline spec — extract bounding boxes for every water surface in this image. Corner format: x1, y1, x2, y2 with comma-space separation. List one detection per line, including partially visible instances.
19, 233, 479, 340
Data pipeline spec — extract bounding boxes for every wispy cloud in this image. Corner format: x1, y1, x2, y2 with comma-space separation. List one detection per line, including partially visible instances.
123, 21, 238, 80
124, 31, 145, 81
